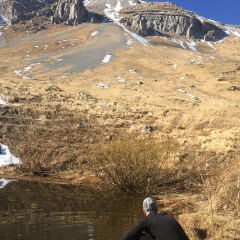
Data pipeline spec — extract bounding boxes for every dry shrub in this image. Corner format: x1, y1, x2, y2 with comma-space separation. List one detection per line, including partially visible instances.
1, 105, 89, 176
188, 153, 240, 240
213, 165, 239, 217
177, 105, 240, 130
13, 130, 68, 176
204, 163, 240, 239
90, 136, 199, 194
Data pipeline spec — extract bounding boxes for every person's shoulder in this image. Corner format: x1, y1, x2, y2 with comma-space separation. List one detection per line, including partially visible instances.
157, 212, 177, 221
154, 212, 176, 221
147, 212, 168, 219
149, 211, 168, 216
137, 216, 151, 227
140, 215, 154, 223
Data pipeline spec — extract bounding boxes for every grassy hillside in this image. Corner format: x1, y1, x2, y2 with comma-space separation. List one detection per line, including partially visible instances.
0, 22, 239, 239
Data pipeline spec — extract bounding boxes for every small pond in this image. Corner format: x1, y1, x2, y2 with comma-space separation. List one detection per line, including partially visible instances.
0, 179, 144, 240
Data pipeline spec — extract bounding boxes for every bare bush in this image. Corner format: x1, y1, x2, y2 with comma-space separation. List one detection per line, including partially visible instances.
90, 136, 196, 194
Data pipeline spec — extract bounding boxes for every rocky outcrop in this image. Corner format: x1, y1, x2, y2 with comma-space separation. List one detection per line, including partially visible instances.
0, 0, 233, 41
120, 2, 228, 41
51, 0, 86, 25
51, 1, 104, 25
0, 0, 55, 24
0, 0, 102, 26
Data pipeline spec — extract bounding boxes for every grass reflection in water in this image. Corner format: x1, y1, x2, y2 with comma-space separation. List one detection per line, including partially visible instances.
0, 180, 144, 240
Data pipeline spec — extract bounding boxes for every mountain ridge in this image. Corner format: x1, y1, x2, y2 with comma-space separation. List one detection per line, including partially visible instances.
119, 2, 228, 41
0, 0, 239, 41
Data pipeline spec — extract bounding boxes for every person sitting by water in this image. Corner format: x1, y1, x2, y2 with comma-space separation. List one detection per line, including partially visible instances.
121, 197, 189, 240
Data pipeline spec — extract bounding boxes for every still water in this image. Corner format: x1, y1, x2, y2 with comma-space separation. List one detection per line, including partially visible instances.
0, 180, 144, 240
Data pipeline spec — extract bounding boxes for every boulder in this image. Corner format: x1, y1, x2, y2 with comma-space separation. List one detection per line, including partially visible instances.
54, 0, 86, 25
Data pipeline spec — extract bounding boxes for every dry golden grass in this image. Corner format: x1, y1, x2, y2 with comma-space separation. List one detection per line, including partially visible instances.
0, 22, 240, 239
89, 136, 201, 194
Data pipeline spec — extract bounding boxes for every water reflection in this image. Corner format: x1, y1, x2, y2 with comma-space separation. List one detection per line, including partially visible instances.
0, 178, 15, 189
0, 180, 144, 240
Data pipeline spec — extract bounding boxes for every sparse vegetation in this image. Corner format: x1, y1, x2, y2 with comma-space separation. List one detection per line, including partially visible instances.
201, 162, 240, 239
90, 136, 201, 194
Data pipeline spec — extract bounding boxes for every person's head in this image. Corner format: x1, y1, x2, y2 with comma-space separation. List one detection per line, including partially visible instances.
143, 197, 158, 215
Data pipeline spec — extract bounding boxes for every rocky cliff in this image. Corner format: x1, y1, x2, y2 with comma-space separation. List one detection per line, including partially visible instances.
0, 0, 101, 26
51, 0, 86, 25
119, 2, 228, 41
0, 0, 233, 41
0, 0, 54, 24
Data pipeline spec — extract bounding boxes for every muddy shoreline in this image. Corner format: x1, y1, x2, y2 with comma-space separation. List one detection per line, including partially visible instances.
0, 168, 104, 189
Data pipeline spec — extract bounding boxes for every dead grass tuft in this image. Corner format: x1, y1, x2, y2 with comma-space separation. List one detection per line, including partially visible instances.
90, 136, 202, 194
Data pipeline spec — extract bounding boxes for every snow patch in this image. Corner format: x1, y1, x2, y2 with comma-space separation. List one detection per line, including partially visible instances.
14, 70, 22, 76
171, 38, 186, 49
227, 30, 240, 37
178, 88, 201, 102
0, 179, 15, 189
186, 40, 197, 51
207, 41, 216, 50
102, 54, 112, 63
14, 63, 41, 78
117, 76, 125, 83
196, 15, 205, 23
129, 69, 136, 73
97, 82, 108, 88
0, 144, 22, 167
127, 39, 132, 45
0, 97, 7, 105
104, 1, 149, 46
129, 1, 137, 5
119, 24, 149, 46
0, 14, 7, 23
91, 31, 97, 36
